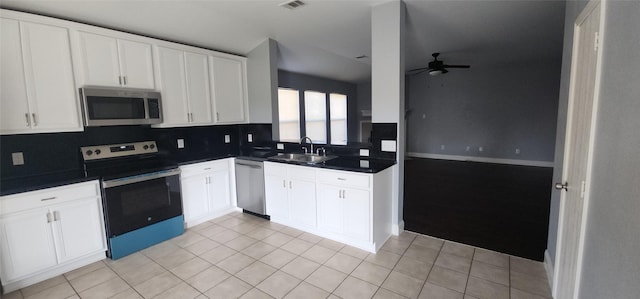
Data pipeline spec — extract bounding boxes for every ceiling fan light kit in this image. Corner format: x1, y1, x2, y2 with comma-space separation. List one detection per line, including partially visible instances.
409, 52, 470, 76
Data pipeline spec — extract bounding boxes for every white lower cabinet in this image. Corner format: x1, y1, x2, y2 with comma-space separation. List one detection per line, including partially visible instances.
264, 162, 394, 252
264, 162, 317, 231
0, 181, 107, 293
180, 158, 236, 227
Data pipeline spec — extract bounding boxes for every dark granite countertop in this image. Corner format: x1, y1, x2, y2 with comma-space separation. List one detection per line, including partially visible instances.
1, 152, 394, 196
1, 171, 99, 196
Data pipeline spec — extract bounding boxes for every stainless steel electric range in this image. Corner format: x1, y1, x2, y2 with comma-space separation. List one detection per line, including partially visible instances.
81, 141, 183, 259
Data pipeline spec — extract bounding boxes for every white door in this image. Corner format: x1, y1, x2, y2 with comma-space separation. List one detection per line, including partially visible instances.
21, 22, 80, 132
0, 18, 30, 133
181, 174, 210, 226
553, 2, 602, 298
317, 184, 343, 234
342, 188, 370, 242
52, 198, 106, 263
185, 52, 213, 124
209, 170, 232, 213
117, 39, 154, 89
157, 47, 189, 125
210, 56, 245, 123
288, 178, 317, 229
0, 209, 58, 281
78, 32, 121, 87
265, 175, 289, 221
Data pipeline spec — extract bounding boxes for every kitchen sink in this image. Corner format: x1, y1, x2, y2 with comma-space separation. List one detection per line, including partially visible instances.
268, 153, 337, 164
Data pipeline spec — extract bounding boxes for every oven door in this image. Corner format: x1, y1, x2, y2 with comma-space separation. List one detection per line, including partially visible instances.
102, 168, 182, 237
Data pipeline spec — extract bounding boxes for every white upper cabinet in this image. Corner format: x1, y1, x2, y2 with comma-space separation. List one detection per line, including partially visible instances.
0, 17, 81, 135
78, 32, 154, 89
155, 46, 212, 126
210, 56, 247, 123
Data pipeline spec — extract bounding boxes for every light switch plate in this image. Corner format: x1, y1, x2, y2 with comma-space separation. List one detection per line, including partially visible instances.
381, 140, 397, 152
277, 143, 284, 150
177, 139, 185, 149
359, 149, 370, 157
247, 134, 253, 143
12, 152, 24, 165
359, 160, 370, 168
224, 135, 231, 143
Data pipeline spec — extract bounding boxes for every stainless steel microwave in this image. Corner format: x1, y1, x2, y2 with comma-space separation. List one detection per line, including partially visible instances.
80, 87, 163, 126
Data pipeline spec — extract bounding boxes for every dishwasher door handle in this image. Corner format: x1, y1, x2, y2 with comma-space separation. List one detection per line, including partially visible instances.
236, 163, 263, 169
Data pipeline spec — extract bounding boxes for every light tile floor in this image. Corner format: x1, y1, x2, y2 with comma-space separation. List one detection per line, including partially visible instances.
4, 212, 553, 299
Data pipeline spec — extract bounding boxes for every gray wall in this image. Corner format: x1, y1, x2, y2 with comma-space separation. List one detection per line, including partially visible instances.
547, 0, 589, 266
405, 59, 561, 162
576, 1, 640, 298
277, 70, 359, 143
246, 38, 278, 124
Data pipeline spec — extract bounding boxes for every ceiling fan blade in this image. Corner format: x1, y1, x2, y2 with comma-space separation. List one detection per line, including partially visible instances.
407, 67, 430, 74
442, 64, 470, 69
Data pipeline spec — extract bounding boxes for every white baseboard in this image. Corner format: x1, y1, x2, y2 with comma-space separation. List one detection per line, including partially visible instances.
406, 152, 554, 168
392, 220, 405, 236
544, 249, 555, 291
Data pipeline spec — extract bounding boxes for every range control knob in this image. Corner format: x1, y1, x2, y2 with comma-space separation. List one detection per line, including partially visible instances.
95, 149, 101, 155
85, 150, 93, 156
143, 145, 149, 150
149, 144, 156, 149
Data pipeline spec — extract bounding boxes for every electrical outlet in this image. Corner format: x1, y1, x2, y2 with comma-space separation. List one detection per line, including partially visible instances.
12, 152, 24, 165
359, 149, 370, 157
440, 145, 445, 150
422, 113, 426, 119
479, 146, 483, 152
247, 134, 253, 143
224, 135, 230, 143
177, 139, 185, 149
277, 143, 284, 150
381, 140, 396, 152
515, 148, 521, 154
359, 160, 370, 168
466, 146, 470, 152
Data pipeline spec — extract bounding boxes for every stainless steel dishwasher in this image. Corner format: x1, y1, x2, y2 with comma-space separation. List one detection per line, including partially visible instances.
235, 158, 267, 216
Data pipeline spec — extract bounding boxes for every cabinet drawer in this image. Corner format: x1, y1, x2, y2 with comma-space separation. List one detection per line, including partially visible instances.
288, 164, 316, 181
317, 170, 370, 189
180, 159, 230, 177
264, 162, 288, 177
0, 180, 100, 215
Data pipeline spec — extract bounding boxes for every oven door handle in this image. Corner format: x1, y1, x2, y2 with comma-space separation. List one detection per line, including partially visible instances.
102, 168, 181, 188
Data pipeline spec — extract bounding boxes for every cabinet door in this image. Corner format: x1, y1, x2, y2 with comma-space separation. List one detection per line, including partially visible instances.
288, 178, 317, 230
342, 188, 370, 242
316, 184, 343, 235
184, 52, 213, 124
0, 18, 30, 133
0, 208, 57, 281
210, 56, 245, 123
117, 39, 154, 89
181, 174, 210, 226
21, 22, 80, 132
265, 175, 288, 221
78, 32, 121, 87
209, 170, 232, 213
157, 47, 189, 125
52, 198, 106, 263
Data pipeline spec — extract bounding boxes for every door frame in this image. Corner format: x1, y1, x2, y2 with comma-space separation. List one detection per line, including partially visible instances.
552, 0, 606, 298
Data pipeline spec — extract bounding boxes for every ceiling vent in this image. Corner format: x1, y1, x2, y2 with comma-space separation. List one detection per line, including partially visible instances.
280, 0, 306, 10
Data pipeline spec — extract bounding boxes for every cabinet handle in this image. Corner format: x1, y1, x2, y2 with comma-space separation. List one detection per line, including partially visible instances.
25, 113, 31, 126
204, 168, 211, 170
342, 190, 346, 198
289, 181, 292, 189
32, 113, 37, 126
53, 211, 60, 221
338, 190, 342, 198
283, 180, 286, 188
123, 76, 127, 85
337, 178, 346, 181
40, 196, 56, 202
119, 76, 122, 85
216, 112, 219, 121
46, 212, 52, 223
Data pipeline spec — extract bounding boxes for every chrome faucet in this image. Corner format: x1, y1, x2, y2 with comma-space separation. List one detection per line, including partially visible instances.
300, 136, 313, 154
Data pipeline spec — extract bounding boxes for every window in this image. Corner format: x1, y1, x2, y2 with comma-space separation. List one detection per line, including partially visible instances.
277, 88, 300, 142
304, 91, 327, 144
277, 88, 348, 145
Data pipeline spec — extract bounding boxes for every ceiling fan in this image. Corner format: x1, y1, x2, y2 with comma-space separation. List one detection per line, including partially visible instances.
408, 53, 471, 76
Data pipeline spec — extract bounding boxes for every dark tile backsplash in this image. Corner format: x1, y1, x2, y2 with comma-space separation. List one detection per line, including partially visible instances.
370, 123, 397, 160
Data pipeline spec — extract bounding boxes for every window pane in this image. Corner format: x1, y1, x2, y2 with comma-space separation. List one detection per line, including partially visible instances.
304, 91, 326, 143
330, 93, 347, 145
278, 88, 300, 142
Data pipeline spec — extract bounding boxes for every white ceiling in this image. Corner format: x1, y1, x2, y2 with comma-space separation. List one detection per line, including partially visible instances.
0, 0, 566, 84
